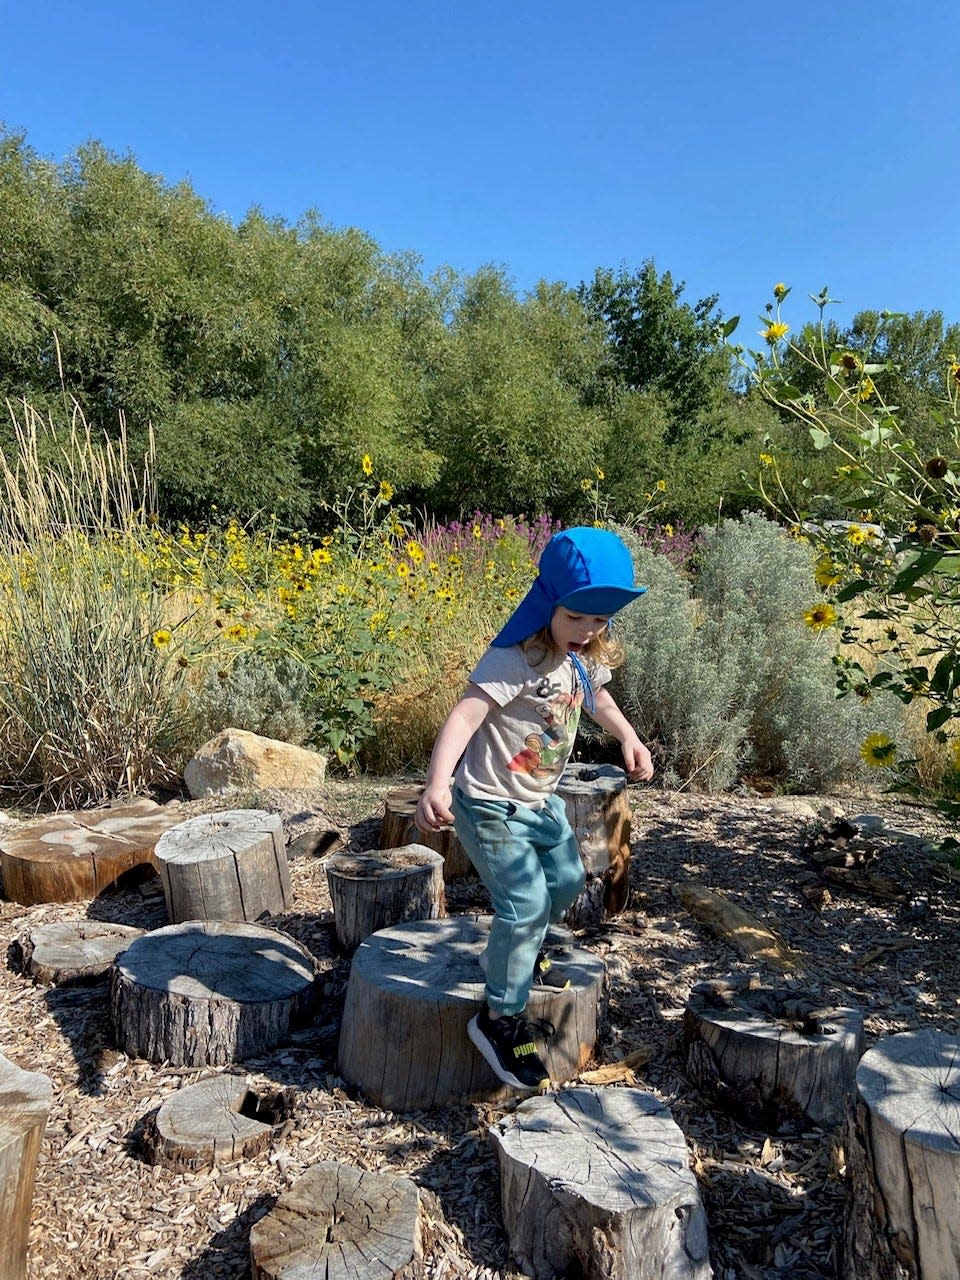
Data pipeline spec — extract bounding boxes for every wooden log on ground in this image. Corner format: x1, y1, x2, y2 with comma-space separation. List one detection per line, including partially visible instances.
491, 1085, 711, 1280
250, 1159, 424, 1280
683, 975, 863, 1130
673, 880, 802, 972
110, 920, 319, 1066
0, 799, 179, 906
845, 1028, 960, 1280
144, 1073, 295, 1170
0, 1053, 53, 1280
326, 845, 445, 952
154, 809, 292, 924
338, 915, 605, 1111
14, 920, 143, 985
557, 762, 632, 926
381, 785, 473, 880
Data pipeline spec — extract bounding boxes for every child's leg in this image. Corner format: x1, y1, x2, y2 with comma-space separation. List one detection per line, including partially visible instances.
452, 790, 551, 1016
536, 794, 586, 923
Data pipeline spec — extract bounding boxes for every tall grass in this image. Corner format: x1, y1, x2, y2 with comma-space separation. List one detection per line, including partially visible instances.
0, 402, 190, 807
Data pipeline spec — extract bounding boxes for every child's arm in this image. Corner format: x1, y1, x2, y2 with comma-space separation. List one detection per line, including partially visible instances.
415, 687, 496, 832
588, 687, 654, 781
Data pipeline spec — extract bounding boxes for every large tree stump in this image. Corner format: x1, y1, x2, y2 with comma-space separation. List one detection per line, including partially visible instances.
326, 845, 446, 952
14, 920, 144, 985
337, 916, 605, 1111
491, 1086, 711, 1280
250, 1160, 424, 1280
143, 1073, 295, 1170
0, 1054, 53, 1280
845, 1028, 960, 1280
154, 809, 292, 924
683, 975, 863, 1130
110, 920, 319, 1066
557, 763, 633, 927
0, 799, 179, 905
381, 785, 473, 880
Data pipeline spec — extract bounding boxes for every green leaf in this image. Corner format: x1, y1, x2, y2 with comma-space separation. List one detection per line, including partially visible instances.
810, 427, 833, 450
835, 578, 873, 602
825, 377, 843, 404
722, 316, 740, 337
926, 705, 955, 731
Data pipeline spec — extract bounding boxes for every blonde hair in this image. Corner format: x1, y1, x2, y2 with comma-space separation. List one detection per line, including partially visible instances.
521, 624, 625, 672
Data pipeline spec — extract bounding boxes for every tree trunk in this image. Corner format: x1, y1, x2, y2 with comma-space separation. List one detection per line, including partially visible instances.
845, 1028, 960, 1280
557, 763, 632, 926
491, 1086, 712, 1280
683, 975, 863, 1130
381, 786, 473, 880
250, 1160, 424, 1280
143, 1072, 295, 1170
337, 916, 605, 1111
0, 1053, 53, 1280
14, 920, 143, 985
154, 809, 292, 924
110, 920, 319, 1067
326, 845, 445, 952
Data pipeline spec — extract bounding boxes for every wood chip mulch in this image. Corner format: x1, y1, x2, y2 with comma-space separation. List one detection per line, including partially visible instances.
1, 778, 957, 1280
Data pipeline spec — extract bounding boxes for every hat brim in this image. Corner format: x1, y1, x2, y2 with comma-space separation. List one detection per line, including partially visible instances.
492, 579, 646, 647
559, 584, 646, 615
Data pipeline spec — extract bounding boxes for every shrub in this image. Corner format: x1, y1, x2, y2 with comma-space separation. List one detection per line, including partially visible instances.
189, 649, 316, 746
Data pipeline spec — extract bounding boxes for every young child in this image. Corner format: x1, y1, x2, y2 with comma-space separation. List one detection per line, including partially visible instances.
415, 526, 653, 1090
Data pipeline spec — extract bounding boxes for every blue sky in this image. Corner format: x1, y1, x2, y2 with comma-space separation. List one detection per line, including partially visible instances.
4, 1, 959, 337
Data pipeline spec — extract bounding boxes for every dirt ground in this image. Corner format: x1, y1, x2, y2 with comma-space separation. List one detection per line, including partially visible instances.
1, 776, 957, 1280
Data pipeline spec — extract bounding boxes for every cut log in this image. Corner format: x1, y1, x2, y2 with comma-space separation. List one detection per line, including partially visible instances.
0, 799, 179, 906
846, 1028, 960, 1280
326, 845, 446, 952
14, 920, 143, 985
250, 1160, 424, 1280
381, 785, 473, 880
110, 920, 319, 1066
683, 975, 864, 1130
143, 1072, 295, 1170
673, 880, 802, 972
557, 762, 632, 926
491, 1086, 711, 1280
338, 916, 604, 1111
153, 809, 292, 924
0, 1053, 53, 1280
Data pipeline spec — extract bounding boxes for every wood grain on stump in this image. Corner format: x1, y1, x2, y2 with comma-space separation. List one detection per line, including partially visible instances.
557, 762, 632, 926
491, 1086, 711, 1280
326, 844, 445, 952
0, 1053, 53, 1280
846, 1028, 960, 1280
337, 916, 605, 1111
154, 809, 292, 924
250, 1159, 424, 1280
684, 975, 863, 1130
381, 786, 472, 880
110, 921, 319, 1066
0, 799, 178, 906
144, 1073, 295, 1170
15, 920, 143, 985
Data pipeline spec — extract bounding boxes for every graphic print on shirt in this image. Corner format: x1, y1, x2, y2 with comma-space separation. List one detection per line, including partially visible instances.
507, 673, 583, 780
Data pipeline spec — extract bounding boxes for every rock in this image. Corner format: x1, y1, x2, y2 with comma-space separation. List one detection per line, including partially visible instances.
184, 729, 328, 798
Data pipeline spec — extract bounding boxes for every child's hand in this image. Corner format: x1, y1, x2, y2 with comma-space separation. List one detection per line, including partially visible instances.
415, 783, 455, 834
621, 734, 654, 782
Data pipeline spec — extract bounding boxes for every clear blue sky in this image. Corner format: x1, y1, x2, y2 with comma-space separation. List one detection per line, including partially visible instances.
4, 1, 959, 337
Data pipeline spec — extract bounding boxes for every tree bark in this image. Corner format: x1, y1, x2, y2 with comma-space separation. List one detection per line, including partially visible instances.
673, 880, 802, 971
326, 845, 445, 952
557, 763, 632, 926
0, 1053, 53, 1280
381, 786, 473, 880
144, 1072, 295, 1170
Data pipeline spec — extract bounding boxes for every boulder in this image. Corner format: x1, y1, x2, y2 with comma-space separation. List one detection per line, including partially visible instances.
184, 729, 328, 798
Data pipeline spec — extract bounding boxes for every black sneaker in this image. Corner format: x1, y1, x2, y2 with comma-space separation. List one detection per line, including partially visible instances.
468, 1007, 551, 1090
533, 949, 571, 990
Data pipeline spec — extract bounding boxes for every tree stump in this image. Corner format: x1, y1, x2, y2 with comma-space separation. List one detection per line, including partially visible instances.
381, 785, 473, 880
337, 915, 605, 1111
250, 1160, 424, 1280
110, 921, 319, 1066
0, 799, 179, 905
14, 920, 143, 985
326, 845, 446, 952
557, 763, 632, 927
491, 1085, 711, 1280
0, 1054, 53, 1280
143, 1073, 295, 1170
683, 975, 863, 1130
845, 1028, 960, 1280
154, 809, 292, 924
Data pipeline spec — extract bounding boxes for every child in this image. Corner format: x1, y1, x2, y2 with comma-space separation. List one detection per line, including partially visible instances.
415, 526, 653, 1090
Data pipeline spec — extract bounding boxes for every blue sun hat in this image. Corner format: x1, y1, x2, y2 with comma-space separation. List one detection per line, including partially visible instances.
492, 526, 646, 648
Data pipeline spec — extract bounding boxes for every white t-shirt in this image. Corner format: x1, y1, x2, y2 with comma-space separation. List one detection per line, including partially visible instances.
454, 643, 611, 807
